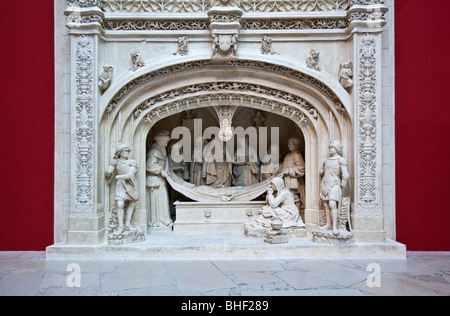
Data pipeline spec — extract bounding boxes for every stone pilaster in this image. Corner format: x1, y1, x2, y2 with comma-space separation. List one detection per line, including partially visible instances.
351, 30, 386, 243
66, 2, 105, 245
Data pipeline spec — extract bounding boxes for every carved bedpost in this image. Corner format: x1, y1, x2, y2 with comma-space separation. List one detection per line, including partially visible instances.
350, 1, 388, 243
65, 1, 105, 245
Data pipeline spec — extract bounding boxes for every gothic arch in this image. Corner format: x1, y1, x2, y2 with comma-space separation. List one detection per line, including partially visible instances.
98, 53, 353, 232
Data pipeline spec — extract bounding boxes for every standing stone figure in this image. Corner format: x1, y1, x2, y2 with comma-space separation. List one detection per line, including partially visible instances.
319, 141, 350, 236
204, 138, 232, 188
233, 137, 260, 187
105, 144, 139, 236
279, 137, 306, 215
191, 136, 206, 186
146, 131, 173, 229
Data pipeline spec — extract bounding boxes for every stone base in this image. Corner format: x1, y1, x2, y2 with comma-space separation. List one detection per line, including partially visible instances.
264, 229, 289, 244
312, 229, 353, 245
46, 231, 406, 260
245, 223, 307, 238
107, 226, 146, 246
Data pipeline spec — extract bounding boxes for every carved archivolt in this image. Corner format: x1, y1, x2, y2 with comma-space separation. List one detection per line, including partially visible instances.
132, 82, 318, 124
104, 59, 342, 114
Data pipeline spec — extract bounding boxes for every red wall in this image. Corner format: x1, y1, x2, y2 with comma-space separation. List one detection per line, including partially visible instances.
395, 0, 450, 251
0, 0, 448, 251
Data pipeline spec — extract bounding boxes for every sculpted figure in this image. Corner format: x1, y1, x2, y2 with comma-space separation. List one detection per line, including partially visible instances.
168, 142, 189, 181
260, 144, 280, 182
233, 137, 260, 187
98, 65, 113, 93
339, 62, 354, 89
249, 177, 305, 229
279, 137, 306, 214
306, 49, 322, 71
319, 141, 350, 236
105, 144, 139, 236
204, 138, 232, 188
191, 136, 206, 186
146, 131, 173, 229
130, 51, 145, 72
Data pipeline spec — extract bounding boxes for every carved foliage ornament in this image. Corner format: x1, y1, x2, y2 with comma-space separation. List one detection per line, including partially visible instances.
135, 82, 316, 125
105, 59, 341, 114
97, 0, 384, 13
358, 34, 378, 208
75, 35, 95, 210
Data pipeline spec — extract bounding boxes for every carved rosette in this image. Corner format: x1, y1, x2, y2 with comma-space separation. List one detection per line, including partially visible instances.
74, 35, 95, 211
357, 34, 378, 210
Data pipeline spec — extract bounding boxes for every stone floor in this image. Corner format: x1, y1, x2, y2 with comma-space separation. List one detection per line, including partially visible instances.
0, 251, 449, 296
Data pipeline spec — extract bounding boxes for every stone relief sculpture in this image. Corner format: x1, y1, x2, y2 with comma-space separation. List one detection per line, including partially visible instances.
105, 144, 145, 245
339, 62, 354, 89
233, 137, 260, 187
279, 137, 306, 216
212, 33, 239, 58
175, 36, 189, 56
245, 177, 305, 238
98, 65, 113, 94
130, 50, 145, 71
312, 141, 352, 243
146, 131, 173, 230
306, 49, 322, 71
261, 36, 277, 55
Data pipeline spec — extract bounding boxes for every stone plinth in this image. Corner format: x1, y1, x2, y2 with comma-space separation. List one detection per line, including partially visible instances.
46, 231, 406, 260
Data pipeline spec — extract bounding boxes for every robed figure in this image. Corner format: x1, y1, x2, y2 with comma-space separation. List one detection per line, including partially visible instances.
146, 131, 173, 229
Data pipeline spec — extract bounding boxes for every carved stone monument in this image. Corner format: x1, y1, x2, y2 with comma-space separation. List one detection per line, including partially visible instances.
49, 0, 405, 260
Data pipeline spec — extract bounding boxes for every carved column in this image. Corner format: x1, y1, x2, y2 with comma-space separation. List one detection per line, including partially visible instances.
65, 1, 105, 245
351, 8, 387, 243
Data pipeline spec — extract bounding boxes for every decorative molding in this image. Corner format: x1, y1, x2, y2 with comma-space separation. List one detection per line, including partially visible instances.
74, 35, 95, 211
98, 0, 361, 13
142, 92, 311, 126
68, 0, 101, 7
99, 0, 210, 13
103, 20, 209, 31
357, 33, 378, 210
134, 82, 317, 125
241, 0, 350, 12
67, 0, 386, 31
104, 59, 343, 114
243, 18, 349, 30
